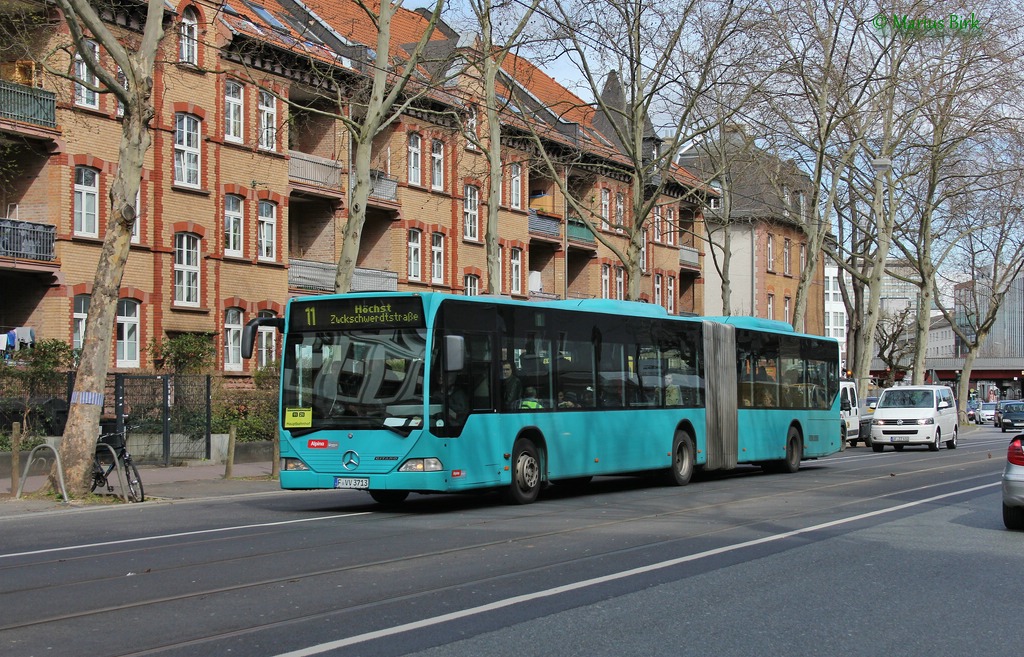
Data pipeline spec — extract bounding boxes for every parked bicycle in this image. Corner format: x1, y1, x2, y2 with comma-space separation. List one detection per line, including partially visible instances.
91, 425, 144, 502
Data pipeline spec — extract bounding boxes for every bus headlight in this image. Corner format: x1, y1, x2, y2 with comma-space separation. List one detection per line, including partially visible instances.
282, 458, 310, 471
399, 458, 443, 472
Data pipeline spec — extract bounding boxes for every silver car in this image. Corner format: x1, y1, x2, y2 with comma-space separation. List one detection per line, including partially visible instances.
1003, 435, 1024, 530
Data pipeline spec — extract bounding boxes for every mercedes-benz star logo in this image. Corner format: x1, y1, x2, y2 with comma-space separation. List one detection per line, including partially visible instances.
341, 450, 360, 470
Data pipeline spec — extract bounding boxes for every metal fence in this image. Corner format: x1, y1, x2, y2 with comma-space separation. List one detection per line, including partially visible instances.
110, 374, 211, 466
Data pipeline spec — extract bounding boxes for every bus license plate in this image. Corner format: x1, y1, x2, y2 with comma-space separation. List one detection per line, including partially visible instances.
335, 477, 369, 489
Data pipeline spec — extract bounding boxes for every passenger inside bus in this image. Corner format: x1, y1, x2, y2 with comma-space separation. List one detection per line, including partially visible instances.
501, 361, 523, 410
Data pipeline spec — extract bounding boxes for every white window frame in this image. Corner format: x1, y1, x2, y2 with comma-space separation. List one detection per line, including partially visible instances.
464, 274, 479, 296
615, 192, 625, 232
131, 188, 141, 244
784, 238, 792, 275
258, 91, 276, 151
653, 206, 662, 242
465, 106, 478, 150
258, 200, 276, 261
601, 264, 610, 299
116, 299, 140, 368
225, 81, 244, 143
431, 139, 444, 190
784, 296, 791, 323
431, 232, 444, 283
600, 188, 610, 230
224, 307, 243, 372
74, 166, 99, 237
509, 163, 522, 209
407, 228, 422, 281
174, 113, 201, 188
640, 229, 648, 272
767, 293, 775, 320
615, 267, 625, 300
407, 133, 421, 186
667, 276, 675, 314
257, 310, 277, 367
654, 274, 663, 307
224, 194, 243, 257
73, 294, 90, 350
179, 8, 198, 65
766, 235, 774, 271
74, 40, 99, 109
463, 185, 479, 240
510, 247, 522, 295
174, 232, 200, 307
666, 207, 675, 245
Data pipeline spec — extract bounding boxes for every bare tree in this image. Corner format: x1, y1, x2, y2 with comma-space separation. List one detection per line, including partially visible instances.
874, 305, 915, 387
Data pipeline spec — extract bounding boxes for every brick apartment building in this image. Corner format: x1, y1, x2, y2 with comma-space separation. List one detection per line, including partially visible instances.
0, 0, 708, 377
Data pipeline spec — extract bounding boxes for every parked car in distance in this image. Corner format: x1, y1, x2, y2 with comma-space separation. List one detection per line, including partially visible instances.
999, 403, 1024, 433
1003, 435, 1024, 530
978, 402, 997, 424
870, 385, 958, 452
995, 400, 1017, 427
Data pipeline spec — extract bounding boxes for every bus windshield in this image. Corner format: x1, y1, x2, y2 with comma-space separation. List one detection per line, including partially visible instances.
281, 328, 428, 434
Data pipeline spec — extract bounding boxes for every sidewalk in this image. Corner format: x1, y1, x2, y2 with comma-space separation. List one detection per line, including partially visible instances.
0, 460, 280, 517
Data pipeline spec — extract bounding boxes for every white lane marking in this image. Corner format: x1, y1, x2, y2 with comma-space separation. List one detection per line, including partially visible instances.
0, 513, 372, 560
274, 482, 999, 657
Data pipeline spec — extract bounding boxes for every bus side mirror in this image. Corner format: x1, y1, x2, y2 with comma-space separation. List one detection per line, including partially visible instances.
445, 335, 465, 372
241, 316, 285, 359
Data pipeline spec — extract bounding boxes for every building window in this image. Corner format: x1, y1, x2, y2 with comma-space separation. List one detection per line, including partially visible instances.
224, 307, 243, 372
257, 310, 277, 367
601, 264, 610, 299
766, 234, 774, 271
784, 238, 792, 275
667, 276, 675, 314
224, 195, 243, 257
225, 81, 243, 143
640, 229, 648, 272
131, 188, 141, 244
73, 294, 90, 350
407, 133, 421, 186
431, 139, 444, 190
174, 113, 201, 188
407, 229, 421, 281
464, 274, 479, 296
74, 40, 99, 109
74, 166, 99, 237
766, 293, 775, 320
781, 185, 790, 217
463, 185, 479, 240
509, 163, 522, 209
431, 233, 444, 283
510, 247, 522, 295
174, 232, 200, 306
653, 206, 662, 242
258, 91, 276, 151
116, 299, 140, 368
784, 296, 791, 323
709, 180, 722, 210
654, 273, 663, 307
465, 106, 478, 149
258, 200, 276, 260
801, 244, 807, 272
666, 207, 675, 245
615, 192, 625, 231
600, 188, 610, 230
179, 8, 198, 65
615, 267, 625, 300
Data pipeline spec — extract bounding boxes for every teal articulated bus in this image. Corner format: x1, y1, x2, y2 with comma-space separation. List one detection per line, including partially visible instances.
242, 292, 841, 505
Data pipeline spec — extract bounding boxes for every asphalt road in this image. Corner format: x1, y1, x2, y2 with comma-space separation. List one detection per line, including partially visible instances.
1, 425, 1019, 657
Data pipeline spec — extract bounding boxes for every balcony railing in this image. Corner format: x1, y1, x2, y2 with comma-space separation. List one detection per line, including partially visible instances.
566, 217, 596, 244
528, 209, 561, 239
679, 245, 699, 267
0, 218, 56, 261
288, 151, 342, 190
289, 258, 397, 292
367, 170, 398, 202
0, 79, 56, 129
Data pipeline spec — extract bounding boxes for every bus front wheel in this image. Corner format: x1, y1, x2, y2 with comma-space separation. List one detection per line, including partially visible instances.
369, 490, 409, 506
504, 439, 541, 505
665, 431, 695, 486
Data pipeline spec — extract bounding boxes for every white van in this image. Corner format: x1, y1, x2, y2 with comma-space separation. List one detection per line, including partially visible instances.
869, 385, 958, 452
839, 380, 860, 448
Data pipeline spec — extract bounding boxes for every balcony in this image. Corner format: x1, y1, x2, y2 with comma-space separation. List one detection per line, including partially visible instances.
0, 218, 56, 262
528, 209, 561, 240
566, 217, 596, 245
289, 258, 397, 293
679, 245, 699, 268
288, 151, 342, 196
367, 170, 398, 202
0, 79, 56, 130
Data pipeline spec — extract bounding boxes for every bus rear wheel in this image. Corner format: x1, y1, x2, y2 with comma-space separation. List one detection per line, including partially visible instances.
664, 431, 695, 486
765, 428, 802, 473
504, 438, 541, 505
369, 490, 409, 506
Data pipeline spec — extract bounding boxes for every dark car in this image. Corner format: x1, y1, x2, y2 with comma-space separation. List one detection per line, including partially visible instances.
999, 402, 1024, 433
966, 400, 979, 423
995, 400, 1018, 427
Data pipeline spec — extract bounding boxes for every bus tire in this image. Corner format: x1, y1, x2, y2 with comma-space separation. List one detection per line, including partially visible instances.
369, 490, 409, 506
766, 428, 802, 474
665, 431, 695, 486
504, 438, 541, 505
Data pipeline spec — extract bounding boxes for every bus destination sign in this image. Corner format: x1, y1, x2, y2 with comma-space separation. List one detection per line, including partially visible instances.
290, 296, 425, 331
